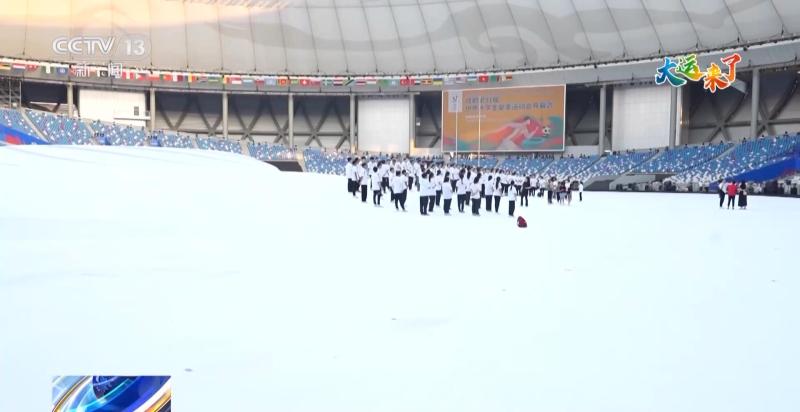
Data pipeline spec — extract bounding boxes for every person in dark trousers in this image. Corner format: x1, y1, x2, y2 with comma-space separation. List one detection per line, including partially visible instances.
359, 163, 369, 203
578, 181, 584, 202
717, 179, 726, 208
520, 176, 530, 207
470, 176, 482, 216
547, 177, 554, 204
345, 157, 355, 196
427, 173, 436, 213
485, 174, 493, 212
493, 176, 502, 213
738, 182, 748, 209
456, 172, 467, 213
435, 169, 443, 207
419, 172, 430, 215
371, 166, 382, 206
391, 170, 407, 211
465, 170, 472, 206
726, 180, 737, 209
507, 183, 518, 216
380, 161, 389, 194
442, 175, 453, 215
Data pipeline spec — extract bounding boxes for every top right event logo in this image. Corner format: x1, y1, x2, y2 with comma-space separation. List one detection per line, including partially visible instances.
655, 52, 741, 93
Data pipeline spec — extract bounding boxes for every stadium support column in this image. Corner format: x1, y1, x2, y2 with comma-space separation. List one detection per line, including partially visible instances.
149, 88, 156, 134
349, 94, 356, 152
751, 68, 760, 138
222, 92, 229, 139
67, 83, 74, 117
598, 85, 607, 155
409, 93, 415, 154
669, 86, 678, 148
288, 93, 294, 148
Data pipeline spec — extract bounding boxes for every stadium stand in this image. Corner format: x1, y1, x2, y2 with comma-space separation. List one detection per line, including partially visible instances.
634, 143, 732, 174
541, 155, 598, 179
497, 155, 554, 175
577, 150, 656, 180
195, 136, 242, 154
670, 135, 800, 185
0, 108, 37, 136
89, 121, 147, 146
25, 110, 93, 145
249, 142, 292, 161
303, 148, 348, 175
155, 131, 195, 149
451, 156, 498, 169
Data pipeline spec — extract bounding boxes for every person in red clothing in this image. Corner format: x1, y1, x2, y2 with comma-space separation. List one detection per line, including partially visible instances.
726, 180, 738, 209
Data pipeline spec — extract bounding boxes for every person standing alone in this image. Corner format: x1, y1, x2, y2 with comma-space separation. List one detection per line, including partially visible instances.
717, 179, 726, 208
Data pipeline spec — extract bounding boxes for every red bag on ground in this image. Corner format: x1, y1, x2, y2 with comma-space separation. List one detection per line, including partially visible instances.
517, 216, 527, 228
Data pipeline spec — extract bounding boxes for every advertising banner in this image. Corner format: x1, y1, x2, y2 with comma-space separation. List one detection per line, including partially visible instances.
442, 85, 566, 152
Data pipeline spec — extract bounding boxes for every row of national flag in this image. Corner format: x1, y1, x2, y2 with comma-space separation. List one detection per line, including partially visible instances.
0, 58, 513, 88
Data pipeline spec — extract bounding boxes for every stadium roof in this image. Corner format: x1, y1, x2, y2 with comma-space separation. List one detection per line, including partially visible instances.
1, 0, 798, 75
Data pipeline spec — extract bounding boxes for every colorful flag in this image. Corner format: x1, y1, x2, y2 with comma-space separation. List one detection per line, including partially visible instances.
278, 77, 289, 86
478, 75, 489, 83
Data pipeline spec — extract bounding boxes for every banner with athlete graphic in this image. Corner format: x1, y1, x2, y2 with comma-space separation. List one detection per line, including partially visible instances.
442, 85, 566, 152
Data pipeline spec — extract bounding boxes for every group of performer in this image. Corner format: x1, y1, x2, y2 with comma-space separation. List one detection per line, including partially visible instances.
344, 156, 584, 217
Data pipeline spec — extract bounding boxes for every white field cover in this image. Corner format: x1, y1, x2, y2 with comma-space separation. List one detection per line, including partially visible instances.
1, 145, 798, 412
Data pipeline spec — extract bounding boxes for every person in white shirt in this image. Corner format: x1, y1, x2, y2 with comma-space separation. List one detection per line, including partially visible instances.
514, 173, 524, 195
578, 181, 584, 202
379, 161, 390, 194
456, 172, 467, 213
388, 167, 396, 202
426, 171, 436, 213
465, 170, 473, 206
484, 173, 494, 212
418, 172, 431, 215
507, 182, 518, 216
371, 167, 383, 206
470, 176, 482, 216
442, 174, 454, 215
391, 170, 408, 211
434, 170, 443, 207
414, 161, 423, 191
345, 157, 354, 195
493, 176, 502, 213
358, 163, 369, 203
501, 172, 510, 195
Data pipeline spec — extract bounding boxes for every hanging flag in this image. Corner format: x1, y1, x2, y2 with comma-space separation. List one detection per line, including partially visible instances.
26, 64, 39, 72
344, 78, 355, 87
266, 77, 278, 86
56, 66, 69, 76
400, 77, 411, 86
278, 77, 289, 87
11, 63, 26, 72
478, 75, 489, 83
208, 74, 222, 83
0, 63, 10, 71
